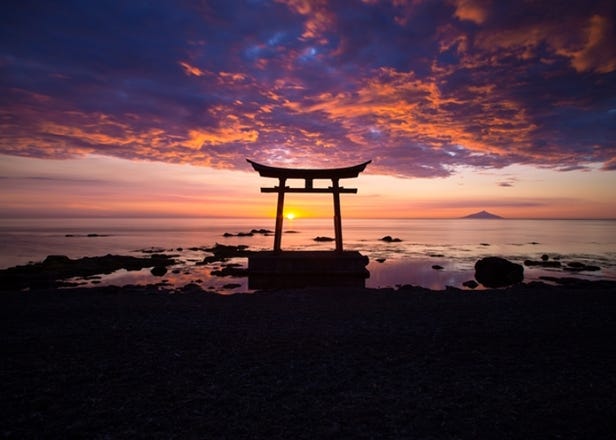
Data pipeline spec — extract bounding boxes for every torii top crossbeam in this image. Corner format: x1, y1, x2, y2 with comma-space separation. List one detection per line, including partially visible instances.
247, 159, 371, 252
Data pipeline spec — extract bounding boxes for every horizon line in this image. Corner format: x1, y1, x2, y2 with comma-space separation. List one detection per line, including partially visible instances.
1, 215, 615, 221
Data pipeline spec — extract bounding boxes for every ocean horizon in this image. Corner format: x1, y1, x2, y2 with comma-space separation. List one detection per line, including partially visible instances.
1, 217, 615, 291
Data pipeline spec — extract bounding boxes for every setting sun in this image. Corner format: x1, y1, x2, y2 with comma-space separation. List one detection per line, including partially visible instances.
286, 212, 296, 220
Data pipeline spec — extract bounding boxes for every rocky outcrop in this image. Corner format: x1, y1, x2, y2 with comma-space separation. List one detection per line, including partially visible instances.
0, 254, 175, 291
474, 257, 524, 288
564, 262, 601, 272
524, 260, 562, 268
380, 236, 402, 243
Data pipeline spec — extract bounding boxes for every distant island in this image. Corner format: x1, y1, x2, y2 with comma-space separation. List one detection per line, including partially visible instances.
461, 210, 503, 219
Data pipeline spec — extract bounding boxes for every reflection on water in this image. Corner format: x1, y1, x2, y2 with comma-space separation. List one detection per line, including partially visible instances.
2, 218, 615, 292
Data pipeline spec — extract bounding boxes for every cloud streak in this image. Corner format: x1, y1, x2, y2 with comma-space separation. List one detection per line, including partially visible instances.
1, 0, 614, 177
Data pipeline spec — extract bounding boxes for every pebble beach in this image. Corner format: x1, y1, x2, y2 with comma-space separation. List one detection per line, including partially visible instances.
2, 281, 615, 439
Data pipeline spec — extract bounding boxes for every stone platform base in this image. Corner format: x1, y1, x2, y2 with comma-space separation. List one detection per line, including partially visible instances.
248, 251, 370, 289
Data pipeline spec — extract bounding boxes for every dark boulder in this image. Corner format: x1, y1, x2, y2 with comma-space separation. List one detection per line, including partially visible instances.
432, 265, 444, 270
150, 266, 168, 277
462, 280, 479, 289
314, 236, 335, 242
475, 257, 524, 288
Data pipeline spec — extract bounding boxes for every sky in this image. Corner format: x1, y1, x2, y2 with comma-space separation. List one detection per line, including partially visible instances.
1, 0, 615, 219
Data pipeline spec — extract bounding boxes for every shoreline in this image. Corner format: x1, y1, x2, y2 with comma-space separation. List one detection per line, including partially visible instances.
2, 282, 616, 438
2, 246, 615, 293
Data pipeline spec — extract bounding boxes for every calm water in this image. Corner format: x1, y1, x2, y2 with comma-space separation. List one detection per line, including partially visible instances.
1, 218, 615, 292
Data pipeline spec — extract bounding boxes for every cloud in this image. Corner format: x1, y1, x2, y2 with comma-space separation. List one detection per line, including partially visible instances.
0, 0, 614, 178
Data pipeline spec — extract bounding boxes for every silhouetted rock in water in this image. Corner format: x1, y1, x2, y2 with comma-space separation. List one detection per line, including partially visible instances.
474, 257, 524, 288
222, 283, 242, 289
285, 230, 299, 233
150, 266, 168, 277
432, 265, 444, 270
224, 229, 272, 237
480, 243, 490, 246
211, 264, 248, 277
223, 232, 254, 237
138, 247, 167, 254
564, 262, 601, 272
314, 236, 335, 242
461, 210, 503, 219
0, 254, 175, 291
380, 236, 402, 243
462, 280, 479, 289
524, 260, 562, 268
197, 244, 253, 265
65, 233, 110, 237
375, 258, 386, 263
429, 253, 445, 258
541, 254, 549, 261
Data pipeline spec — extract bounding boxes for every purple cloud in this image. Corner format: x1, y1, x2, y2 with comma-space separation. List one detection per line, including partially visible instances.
1, 0, 615, 177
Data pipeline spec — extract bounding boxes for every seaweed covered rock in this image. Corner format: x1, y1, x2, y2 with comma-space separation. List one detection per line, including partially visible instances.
475, 257, 524, 288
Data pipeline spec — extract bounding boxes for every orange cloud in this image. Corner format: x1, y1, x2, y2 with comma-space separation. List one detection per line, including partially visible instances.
556, 14, 616, 73
278, 0, 334, 43
452, 0, 490, 25
179, 61, 205, 77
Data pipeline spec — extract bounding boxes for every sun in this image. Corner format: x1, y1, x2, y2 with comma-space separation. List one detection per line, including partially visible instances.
286, 212, 296, 220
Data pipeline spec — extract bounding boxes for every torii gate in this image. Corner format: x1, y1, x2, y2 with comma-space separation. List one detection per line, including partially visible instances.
247, 159, 371, 253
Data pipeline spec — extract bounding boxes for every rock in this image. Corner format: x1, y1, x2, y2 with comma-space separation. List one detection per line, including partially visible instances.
43, 255, 72, 265
462, 280, 478, 289
432, 265, 444, 270
222, 283, 242, 289
564, 262, 600, 272
223, 232, 234, 237
0, 254, 175, 291
375, 258, 386, 263
211, 265, 248, 277
150, 266, 168, 277
380, 236, 402, 243
524, 260, 561, 268
541, 254, 549, 261
314, 236, 335, 242
474, 257, 524, 288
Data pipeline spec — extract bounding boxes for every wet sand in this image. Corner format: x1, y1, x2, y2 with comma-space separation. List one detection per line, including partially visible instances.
2, 282, 616, 439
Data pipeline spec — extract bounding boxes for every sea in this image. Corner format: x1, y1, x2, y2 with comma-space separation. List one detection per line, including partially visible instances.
1, 217, 615, 292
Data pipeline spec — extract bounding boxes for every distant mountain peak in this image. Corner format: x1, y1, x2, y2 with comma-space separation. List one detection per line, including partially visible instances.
462, 210, 503, 219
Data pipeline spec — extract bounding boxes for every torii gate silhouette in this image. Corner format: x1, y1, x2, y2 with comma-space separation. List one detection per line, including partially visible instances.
247, 159, 371, 253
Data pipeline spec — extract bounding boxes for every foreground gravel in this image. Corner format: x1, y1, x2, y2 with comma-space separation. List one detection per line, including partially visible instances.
2, 283, 615, 439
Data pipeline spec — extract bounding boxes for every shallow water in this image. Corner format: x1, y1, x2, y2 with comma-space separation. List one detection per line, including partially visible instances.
1, 218, 615, 292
